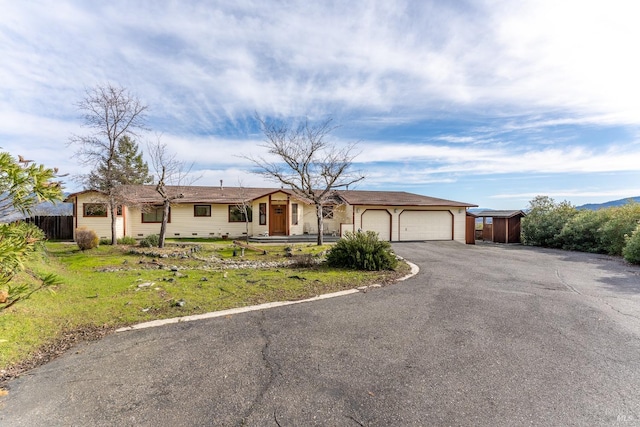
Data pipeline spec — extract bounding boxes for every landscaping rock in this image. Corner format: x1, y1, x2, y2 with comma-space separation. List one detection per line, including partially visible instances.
137, 282, 154, 288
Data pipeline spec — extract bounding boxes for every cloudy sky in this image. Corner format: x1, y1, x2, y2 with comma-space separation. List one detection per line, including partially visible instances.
2, 0, 640, 209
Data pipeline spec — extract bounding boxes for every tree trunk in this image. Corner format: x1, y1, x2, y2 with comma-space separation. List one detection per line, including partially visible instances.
316, 203, 324, 245
159, 200, 170, 248
110, 195, 118, 245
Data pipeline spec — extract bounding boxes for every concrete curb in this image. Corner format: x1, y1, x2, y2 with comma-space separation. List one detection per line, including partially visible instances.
116, 259, 420, 333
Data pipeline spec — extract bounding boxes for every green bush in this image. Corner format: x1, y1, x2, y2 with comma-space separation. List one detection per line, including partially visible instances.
598, 203, 640, 255
76, 228, 99, 251
522, 196, 576, 248
326, 231, 398, 271
139, 234, 160, 248
99, 238, 111, 246
117, 236, 137, 245
623, 225, 640, 264
559, 209, 610, 253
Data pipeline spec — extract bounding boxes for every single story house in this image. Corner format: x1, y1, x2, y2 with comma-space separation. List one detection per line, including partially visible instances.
476, 210, 526, 243
65, 185, 477, 243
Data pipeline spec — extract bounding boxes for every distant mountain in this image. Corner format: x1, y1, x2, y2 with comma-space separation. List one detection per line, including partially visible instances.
577, 197, 640, 210
468, 208, 494, 213
32, 201, 73, 216
2, 201, 73, 223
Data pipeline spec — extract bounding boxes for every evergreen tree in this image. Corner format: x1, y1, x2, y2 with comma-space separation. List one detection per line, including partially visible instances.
70, 83, 148, 244
87, 136, 152, 191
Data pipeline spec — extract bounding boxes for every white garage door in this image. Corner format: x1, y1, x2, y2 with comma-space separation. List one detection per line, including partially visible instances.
361, 210, 391, 241
399, 210, 452, 241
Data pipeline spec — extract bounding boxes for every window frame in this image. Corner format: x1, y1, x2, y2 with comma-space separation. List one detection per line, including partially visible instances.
142, 206, 170, 223
259, 203, 267, 225
322, 205, 334, 219
229, 205, 253, 223
83, 203, 107, 217
292, 203, 299, 225
194, 204, 212, 217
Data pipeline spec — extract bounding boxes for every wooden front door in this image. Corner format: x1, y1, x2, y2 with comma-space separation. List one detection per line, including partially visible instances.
269, 204, 287, 235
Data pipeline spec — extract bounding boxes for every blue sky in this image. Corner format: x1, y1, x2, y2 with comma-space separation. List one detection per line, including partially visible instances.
2, 0, 640, 209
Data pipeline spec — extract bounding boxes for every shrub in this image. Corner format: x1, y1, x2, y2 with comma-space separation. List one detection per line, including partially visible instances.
326, 231, 398, 271
139, 234, 160, 248
522, 196, 576, 248
623, 225, 640, 264
117, 236, 137, 245
99, 238, 112, 246
598, 203, 640, 256
76, 228, 99, 251
559, 209, 610, 253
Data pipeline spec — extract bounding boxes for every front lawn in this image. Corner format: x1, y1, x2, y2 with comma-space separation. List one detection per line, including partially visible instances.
1, 241, 408, 381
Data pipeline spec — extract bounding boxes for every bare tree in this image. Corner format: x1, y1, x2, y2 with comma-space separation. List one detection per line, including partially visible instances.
234, 181, 252, 242
147, 138, 197, 248
247, 117, 364, 245
69, 83, 148, 245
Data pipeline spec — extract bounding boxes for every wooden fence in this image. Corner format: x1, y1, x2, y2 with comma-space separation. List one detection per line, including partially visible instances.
23, 216, 74, 240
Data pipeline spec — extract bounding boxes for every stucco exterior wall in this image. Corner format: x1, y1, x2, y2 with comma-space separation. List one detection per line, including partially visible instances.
73, 192, 120, 240
302, 204, 352, 236
127, 204, 254, 239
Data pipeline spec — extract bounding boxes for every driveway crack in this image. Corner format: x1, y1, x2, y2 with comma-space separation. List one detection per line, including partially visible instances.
602, 299, 640, 321
239, 311, 280, 426
555, 269, 582, 294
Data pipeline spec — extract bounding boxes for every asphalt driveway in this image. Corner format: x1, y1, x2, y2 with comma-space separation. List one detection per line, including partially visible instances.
2, 242, 640, 426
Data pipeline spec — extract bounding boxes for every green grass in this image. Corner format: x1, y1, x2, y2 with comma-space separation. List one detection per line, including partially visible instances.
0, 241, 409, 370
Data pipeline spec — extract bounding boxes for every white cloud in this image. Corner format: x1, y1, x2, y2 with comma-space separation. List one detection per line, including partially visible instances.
2, 0, 640, 207
355, 140, 640, 175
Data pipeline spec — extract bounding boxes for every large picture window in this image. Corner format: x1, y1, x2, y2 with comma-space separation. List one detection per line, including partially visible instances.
142, 206, 169, 223
194, 205, 211, 217
229, 205, 252, 222
83, 203, 107, 217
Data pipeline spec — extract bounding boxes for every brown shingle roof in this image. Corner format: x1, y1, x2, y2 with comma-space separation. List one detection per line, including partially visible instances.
66, 186, 477, 208
336, 190, 476, 207
116, 185, 297, 204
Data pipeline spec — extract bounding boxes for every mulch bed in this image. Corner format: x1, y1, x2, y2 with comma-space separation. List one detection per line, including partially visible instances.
0, 325, 114, 389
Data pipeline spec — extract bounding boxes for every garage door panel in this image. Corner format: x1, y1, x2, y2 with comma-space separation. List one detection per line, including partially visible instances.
400, 211, 452, 241
361, 210, 391, 241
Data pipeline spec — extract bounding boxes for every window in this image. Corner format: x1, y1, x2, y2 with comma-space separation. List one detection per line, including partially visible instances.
116, 205, 123, 216
292, 203, 299, 225
83, 203, 107, 217
259, 203, 267, 225
322, 205, 334, 219
229, 205, 252, 222
194, 205, 211, 217
142, 206, 169, 223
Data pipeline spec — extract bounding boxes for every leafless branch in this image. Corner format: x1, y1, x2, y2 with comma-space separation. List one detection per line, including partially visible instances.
243, 115, 364, 244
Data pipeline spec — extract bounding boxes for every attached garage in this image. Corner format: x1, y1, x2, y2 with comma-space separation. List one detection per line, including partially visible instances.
399, 210, 453, 241
361, 209, 391, 241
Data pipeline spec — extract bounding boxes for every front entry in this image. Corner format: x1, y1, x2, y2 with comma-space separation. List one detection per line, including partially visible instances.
269, 203, 288, 235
